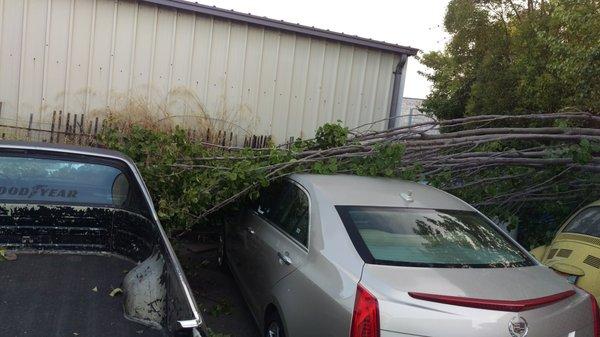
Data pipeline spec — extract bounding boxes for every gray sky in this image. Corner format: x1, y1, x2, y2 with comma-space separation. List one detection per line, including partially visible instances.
187, 0, 450, 99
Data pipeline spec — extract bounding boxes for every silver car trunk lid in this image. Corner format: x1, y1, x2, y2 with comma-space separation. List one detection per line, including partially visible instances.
361, 264, 595, 337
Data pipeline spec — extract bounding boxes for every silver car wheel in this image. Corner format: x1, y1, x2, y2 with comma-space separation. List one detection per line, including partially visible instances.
266, 321, 281, 337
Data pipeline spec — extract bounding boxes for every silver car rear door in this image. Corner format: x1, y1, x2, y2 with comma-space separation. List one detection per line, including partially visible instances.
226, 210, 266, 316
250, 180, 310, 312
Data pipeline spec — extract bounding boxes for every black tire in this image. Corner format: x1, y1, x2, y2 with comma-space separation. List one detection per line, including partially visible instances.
264, 310, 286, 337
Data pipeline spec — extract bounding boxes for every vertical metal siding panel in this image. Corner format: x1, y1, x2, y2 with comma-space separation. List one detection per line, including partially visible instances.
146, 6, 157, 100
206, 19, 230, 119
88, 0, 115, 112
271, 33, 295, 143
127, 1, 139, 93
359, 50, 382, 130
346, 48, 368, 128
40, 0, 51, 123
241, 26, 265, 134
225, 22, 248, 131
44, 0, 71, 123
131, 3, 154, 98
18, 0, 47, 126
62, 0, 75, 116
387, 54, 401, 127
0, 0, 25, 122
170, 10, 195, 116
302, 38, 325, 136
166, 8, 177, 106
257, 29, 279, 137
111, 0, 136, 110
15, 0, 28, 125
188, 15, 212, 110
67, 0, 94, 116
0, 0, 2, 70
183, 10, 196, 111
332, 45, 353, 125
286, 35, 310, 138
0, 0, 4, 118
106, 0, 118, 107
317, 42, 340, 126
150, 6, 176, 113
373, 53, 395, 131
83, 0, 97, 114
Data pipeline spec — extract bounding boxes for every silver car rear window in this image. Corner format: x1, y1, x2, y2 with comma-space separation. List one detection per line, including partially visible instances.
336, 206, 534, 268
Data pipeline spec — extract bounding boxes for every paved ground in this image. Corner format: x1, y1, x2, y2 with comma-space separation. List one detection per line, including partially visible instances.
177, 241, 260, 337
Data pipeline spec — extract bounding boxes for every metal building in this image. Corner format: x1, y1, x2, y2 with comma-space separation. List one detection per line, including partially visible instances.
0, 0, 418, 142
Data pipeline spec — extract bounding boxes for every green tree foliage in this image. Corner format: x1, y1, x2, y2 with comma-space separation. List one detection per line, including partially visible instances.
421, 0, 600, 118
418, 0, 600, 247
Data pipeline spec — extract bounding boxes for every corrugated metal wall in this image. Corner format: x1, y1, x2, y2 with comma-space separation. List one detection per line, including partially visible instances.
0, 0, 400, 142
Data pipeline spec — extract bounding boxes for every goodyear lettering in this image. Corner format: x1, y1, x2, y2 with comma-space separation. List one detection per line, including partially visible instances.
0, 185, 78, 199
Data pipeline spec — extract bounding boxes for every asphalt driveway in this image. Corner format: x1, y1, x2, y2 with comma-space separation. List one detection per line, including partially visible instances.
177, 241, 260, 337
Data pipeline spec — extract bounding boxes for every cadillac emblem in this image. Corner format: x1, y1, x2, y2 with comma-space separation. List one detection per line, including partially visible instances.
508, 316, 529, 337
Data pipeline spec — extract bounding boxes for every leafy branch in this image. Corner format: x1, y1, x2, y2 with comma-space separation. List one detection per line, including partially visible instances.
99, 111, 600, 247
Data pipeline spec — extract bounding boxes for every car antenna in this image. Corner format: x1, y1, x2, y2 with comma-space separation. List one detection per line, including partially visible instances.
401, 190, 414, 202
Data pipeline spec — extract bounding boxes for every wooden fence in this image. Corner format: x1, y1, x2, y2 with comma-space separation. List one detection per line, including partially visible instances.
0, 111, 272, 149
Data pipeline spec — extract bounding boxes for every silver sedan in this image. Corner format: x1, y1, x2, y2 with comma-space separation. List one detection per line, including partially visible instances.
224, 174, 599, 337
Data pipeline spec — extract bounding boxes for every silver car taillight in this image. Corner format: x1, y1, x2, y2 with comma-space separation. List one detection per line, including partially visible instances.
351, 284, 380, 337
577, 287, 599, 337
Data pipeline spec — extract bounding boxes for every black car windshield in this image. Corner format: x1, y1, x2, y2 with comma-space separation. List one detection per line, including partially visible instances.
336, 206, 534, 268
563, 206, 600, 238
0, 154, 144, 212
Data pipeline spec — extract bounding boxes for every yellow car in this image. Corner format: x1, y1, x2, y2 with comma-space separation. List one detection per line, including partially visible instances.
531, 200, 600, 301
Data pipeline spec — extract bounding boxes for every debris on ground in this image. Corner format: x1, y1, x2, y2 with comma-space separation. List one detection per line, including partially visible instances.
176, 240, 259, 337
209, 301, 232, 317
181, 242, 218, 254
92, 286, 98, 292
0, 249, 17, 261
109, 287, 123, 297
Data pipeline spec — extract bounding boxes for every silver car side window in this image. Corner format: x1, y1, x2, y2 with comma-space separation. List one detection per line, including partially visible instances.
276, 183, 309, 246
256, 181, 285, 219
257, 181, 309, 247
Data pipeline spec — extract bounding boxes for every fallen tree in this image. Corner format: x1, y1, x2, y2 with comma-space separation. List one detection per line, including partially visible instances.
100, 111, 600, 247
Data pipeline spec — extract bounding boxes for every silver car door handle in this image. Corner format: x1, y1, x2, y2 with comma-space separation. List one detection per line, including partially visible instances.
246, 227, 255, 235
277, 252, 292, 266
